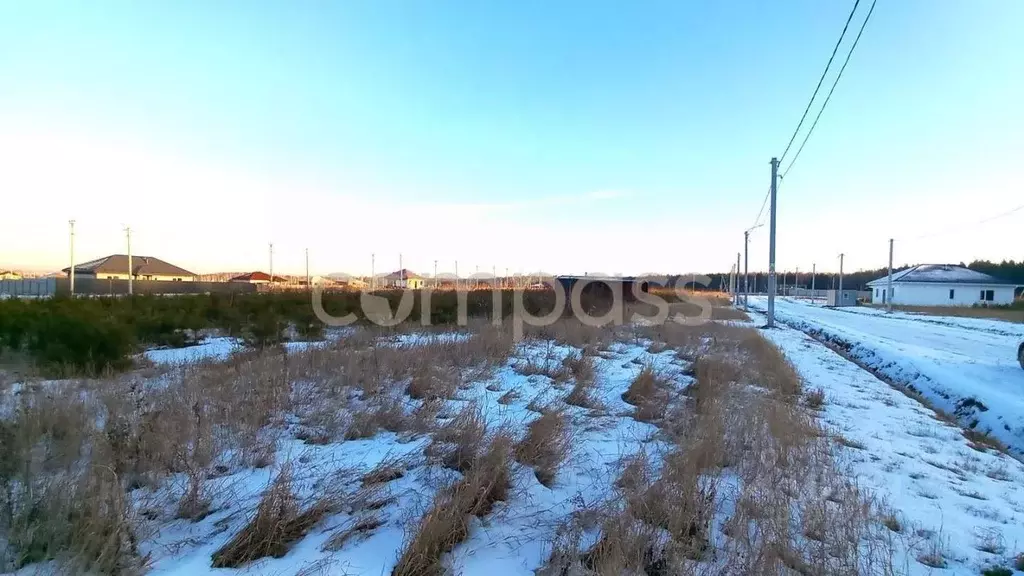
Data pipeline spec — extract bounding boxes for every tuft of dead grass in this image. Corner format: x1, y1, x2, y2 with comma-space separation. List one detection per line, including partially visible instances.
392, 433, 513, 576
426, 405, 486, 473
804, 387, 826, 410
211, 464, 333, 568
514, 410, 571, 487
322, 513, 385, 552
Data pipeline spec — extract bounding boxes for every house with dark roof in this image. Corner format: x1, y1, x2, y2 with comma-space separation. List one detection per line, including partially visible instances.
62, 254, 196, 282
229, 271, 287, 284
378, 269, 425, 289
866, 264, 1019, 306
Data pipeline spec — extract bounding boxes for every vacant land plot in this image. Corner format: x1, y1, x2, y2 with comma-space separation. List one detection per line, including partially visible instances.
0, 313, 991, 575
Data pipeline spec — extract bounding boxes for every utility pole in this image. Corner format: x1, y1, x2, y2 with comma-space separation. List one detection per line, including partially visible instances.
838, 253, 845, 301
434, 260, 438, 288
305, 248, 310, 290
767, 157, 779, 327
811, 263, 816, 301
795, 266, 800, 295
735, 253, 741, 305
125, 226, 133, 295
371, 253, 375, 291
887, 239, 894, 313
69, 220, 76, 296
743, 230, 750, 311
269, 242, 274, 290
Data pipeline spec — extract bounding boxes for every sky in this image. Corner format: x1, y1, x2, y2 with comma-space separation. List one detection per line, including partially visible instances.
1, 0, 1022, 277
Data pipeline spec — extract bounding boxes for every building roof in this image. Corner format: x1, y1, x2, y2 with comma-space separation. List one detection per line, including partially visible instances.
229, 271, 286, 282
62, 254, 196, 278
380, 269, 423, 280
866, 264, 1016, 286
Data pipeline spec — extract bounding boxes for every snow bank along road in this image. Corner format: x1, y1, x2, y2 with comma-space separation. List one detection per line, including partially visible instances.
749, 297, 1024, 456
756, 315, 1024, 575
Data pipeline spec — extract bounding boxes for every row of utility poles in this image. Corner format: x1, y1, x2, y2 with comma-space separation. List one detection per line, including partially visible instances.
733, 156, 894, 324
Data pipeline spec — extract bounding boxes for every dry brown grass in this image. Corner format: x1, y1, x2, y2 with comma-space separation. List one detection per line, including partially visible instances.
621, 364, 669, 422
427, 405, 487, 472
497, 388, 521, 405
322, 513, 385, 552
211, 464, 333, 568
514, 410, 571, 487
963, 428, 1009, 454
360, 455, 409, 488
541, 322, 896, 575
562, 350, 601, 410
0, 319, 522, 572
392, 433, 513, 576
804, 387, 826, 410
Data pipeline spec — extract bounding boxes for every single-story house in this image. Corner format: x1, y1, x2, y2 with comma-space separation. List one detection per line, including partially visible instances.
378, 269, 426, 289
866, 264, 1018, 306
229, 271, 287, 284
63, 254, 196, 282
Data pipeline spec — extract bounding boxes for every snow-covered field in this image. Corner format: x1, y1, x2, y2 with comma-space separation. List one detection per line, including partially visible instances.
755, 311, 1024, 574
139, 338, 686, 575
749, 296, 1024, 456
8, 313, 1024, 575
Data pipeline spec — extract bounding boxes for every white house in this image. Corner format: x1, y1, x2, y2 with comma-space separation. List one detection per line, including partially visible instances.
866, 264, 1018, 307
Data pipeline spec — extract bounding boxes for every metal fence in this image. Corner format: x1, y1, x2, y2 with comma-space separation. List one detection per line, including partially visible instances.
55, 278, 259, 296
0, 278, 57, 297
0, 278, 261, 297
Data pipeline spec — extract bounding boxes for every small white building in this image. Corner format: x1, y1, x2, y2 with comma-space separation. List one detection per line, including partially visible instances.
867, 264, 1018, 307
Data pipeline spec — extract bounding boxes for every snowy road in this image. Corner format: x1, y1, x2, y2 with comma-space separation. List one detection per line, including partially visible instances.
756, 316, 1024, 575
748, 297, 1024, 455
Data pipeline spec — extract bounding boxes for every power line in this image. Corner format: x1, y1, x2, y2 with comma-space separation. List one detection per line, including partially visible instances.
902, 202, 1024, 242
782, 0, 877, 179
779, 0, 862, 164
752, 185, 771, 228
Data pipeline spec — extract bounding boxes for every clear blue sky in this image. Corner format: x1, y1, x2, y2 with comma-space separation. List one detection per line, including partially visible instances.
2, 1, 1022, 276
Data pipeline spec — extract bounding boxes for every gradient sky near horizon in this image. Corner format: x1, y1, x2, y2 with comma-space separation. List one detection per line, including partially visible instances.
2, 1, 1022, 277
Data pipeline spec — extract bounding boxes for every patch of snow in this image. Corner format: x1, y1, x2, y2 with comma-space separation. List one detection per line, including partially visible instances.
759, 315, 1024, 575
143, 338, 242, 365
750, 297, 1024, 455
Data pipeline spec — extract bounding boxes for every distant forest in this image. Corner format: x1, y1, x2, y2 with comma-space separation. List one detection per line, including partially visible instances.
684, 260, 1024, 294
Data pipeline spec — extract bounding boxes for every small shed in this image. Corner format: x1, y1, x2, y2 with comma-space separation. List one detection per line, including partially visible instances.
826, 290, 858, 307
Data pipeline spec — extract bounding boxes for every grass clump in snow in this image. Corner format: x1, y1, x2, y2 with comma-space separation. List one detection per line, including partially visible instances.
392, 433, 513, 576
211, 463, 333, 568
803, 386, 826, 410
514, 410, 571, 487
621, 362, 677, 423
563, 350, 602, 410
962, 427, 1009, 454
426, 405, 487, 473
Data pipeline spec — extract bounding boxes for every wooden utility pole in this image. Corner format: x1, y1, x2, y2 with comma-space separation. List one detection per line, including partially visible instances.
767, 157, 779, 327
887, 239, 894, 313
